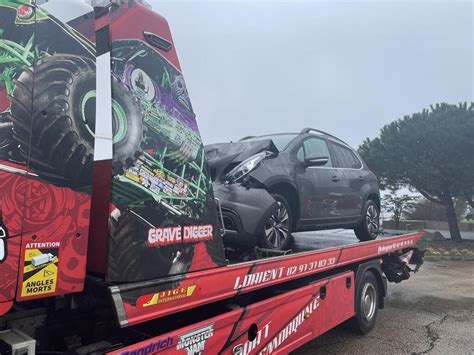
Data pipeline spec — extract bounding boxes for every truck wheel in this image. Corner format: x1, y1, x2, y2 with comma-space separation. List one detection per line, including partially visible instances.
258, 193, 293, 250
350, 270, 379, 334
9, 54, 142, 187
354, 200, 379, 241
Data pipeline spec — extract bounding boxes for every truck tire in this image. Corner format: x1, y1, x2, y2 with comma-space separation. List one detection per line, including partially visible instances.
258, 193, 293, 250
108, 209, 192, 283
350, 270, 379, 334
354, 200, 379, 241
9, 54, 142, 187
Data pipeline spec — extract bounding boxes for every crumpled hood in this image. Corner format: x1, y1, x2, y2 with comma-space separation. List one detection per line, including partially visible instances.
205, 139, 278, 181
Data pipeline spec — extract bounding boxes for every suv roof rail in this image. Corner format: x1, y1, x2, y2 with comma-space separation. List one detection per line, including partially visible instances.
239, 136, 256, 141
300, 128, 350, 147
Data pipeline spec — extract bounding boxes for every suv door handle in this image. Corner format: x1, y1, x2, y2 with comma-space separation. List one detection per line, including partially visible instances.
357, 176, 365, 181
331, 176, 340, 182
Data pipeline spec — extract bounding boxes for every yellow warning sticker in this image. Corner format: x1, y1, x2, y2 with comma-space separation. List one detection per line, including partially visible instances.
21, 247, 59, 297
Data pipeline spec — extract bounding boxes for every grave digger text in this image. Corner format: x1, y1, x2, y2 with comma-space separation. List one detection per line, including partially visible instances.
147, 224, 213, 247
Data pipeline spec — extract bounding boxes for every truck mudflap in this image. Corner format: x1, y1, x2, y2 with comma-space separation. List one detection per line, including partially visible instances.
110, 232, 424, 327
109, 271, 355, 355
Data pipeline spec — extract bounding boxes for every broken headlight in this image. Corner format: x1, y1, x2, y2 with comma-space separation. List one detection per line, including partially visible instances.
225, 152, 266, 184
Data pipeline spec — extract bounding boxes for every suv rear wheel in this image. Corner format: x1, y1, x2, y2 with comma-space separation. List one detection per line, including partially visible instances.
259, 193, 293, 250
354, 200, 379, 241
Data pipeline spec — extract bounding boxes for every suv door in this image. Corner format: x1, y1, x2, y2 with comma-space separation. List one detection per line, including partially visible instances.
294, 136, 343, 224
327, 141, 366, 218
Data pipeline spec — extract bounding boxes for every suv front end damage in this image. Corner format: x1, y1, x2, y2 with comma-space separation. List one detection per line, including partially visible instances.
206, 140, 279, 249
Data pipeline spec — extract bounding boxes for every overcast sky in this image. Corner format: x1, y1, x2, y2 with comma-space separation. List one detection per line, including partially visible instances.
150, 1, 473, 148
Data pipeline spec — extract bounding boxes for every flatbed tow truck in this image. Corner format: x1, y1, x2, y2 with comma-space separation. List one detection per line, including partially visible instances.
0, 1, 425, 354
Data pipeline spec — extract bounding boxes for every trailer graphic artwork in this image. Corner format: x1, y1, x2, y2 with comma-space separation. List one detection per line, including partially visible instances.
106, 35, 225, 282
109, 39, 209, 210
176, 324, 214, 355
0, 0, 225, 303
0, 1, 96, 304
231, 296, 321, 355
260, 296, 320, 354
0, 2, 95, 188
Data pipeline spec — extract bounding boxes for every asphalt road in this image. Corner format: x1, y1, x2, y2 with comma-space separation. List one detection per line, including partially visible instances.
291, 259, 474, 354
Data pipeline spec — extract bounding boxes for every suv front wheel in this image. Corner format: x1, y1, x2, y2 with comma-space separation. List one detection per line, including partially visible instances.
259, 193, 293, 250
354, 200, 379, 241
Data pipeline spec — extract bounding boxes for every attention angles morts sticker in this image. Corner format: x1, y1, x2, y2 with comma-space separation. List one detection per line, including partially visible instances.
21, 242, 60, 297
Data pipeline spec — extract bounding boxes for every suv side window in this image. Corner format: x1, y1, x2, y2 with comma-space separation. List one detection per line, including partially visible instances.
296, 137, 332, 167
348, 150, 363, 169
328, 141, 362, 169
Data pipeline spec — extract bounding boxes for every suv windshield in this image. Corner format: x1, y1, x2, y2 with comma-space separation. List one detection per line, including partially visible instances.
241, 133, 297, 151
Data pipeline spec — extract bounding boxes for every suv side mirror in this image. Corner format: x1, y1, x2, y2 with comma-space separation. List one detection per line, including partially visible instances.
304, 154, 329, 167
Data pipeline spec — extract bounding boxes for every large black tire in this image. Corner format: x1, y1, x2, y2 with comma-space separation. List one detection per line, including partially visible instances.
354, 200, 379, 242
9, 54, 142, 187
349, 271, 379, 334
108, 209, 193, 283
258, 193, 293, 250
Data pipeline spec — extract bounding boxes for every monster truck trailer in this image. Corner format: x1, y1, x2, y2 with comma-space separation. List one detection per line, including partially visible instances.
0, 1, 425, 354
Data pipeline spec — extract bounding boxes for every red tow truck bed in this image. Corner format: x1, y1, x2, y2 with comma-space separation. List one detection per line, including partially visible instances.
107, 231, 424, 354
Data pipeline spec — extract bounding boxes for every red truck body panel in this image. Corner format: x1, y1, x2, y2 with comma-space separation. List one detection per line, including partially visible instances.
112, 232, 423, 327
110, 271, 355, 354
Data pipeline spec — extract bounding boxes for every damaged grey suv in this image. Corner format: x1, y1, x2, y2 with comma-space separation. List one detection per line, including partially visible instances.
206, 128, 380, 250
